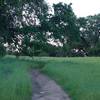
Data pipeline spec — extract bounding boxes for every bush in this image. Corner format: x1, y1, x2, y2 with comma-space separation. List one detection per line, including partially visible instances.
0, 44, 6, 57
14, 51, 20, 58
88, 47, 100, 56
38, 51, 49, 57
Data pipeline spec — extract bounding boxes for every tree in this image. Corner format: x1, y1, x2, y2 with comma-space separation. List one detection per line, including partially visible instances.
78, 14, 100, 49
49, 3, 80, 56
77, 14, 100, 56
0, 0, 49, 56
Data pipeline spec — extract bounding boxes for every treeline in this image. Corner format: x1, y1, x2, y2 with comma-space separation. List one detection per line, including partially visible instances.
0, 0, 100, 57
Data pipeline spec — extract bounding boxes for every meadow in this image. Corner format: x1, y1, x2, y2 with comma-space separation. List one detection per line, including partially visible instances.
41, 57, 100, 100
0, 56, 100, 100
0, 57, 36, 100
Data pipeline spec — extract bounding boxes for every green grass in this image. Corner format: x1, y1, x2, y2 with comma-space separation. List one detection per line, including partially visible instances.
41, 57, 100, 100
0, 58, 36, 100
1, 56, 100, 100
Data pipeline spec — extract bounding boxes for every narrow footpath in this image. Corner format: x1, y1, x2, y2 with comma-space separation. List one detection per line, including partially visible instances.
31, 70, 71, 100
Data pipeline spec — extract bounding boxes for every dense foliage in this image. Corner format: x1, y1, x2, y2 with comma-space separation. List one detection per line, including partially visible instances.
0, 0, 100, 57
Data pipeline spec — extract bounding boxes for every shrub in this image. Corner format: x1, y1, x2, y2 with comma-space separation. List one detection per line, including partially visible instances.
0, 44, 6, 57
38, 51, 49, 57
88, 47, 100, 56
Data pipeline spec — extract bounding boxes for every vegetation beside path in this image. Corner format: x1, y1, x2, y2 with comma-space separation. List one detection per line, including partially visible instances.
0, 56, 100, 100
0, 58, 34, 100
41, 57, 100, 100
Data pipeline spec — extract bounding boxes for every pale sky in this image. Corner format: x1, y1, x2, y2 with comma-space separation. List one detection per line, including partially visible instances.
47, 0, 100, 17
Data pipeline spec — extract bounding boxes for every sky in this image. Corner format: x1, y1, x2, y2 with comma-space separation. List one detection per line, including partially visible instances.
47, 0, 100, 17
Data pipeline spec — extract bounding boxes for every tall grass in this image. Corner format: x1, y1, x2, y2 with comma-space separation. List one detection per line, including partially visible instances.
1, 56, 100, 100
41, 57, 100, 100
0, 58, 34, 100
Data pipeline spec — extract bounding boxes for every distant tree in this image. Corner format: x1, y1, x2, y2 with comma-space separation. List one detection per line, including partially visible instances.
77, 14, 100, 56
78, 14, 100, 49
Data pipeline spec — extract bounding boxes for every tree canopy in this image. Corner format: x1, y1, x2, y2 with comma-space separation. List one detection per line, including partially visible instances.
0, 1, 100, 57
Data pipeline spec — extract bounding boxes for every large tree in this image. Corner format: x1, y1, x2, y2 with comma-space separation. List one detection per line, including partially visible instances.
49, 3, 80, 56
0, 0, 49, 55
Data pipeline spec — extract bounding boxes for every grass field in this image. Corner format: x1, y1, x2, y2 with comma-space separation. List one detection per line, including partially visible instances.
0, 58, 35, 100
41, 57, 100, 100
0, 56, 100, 100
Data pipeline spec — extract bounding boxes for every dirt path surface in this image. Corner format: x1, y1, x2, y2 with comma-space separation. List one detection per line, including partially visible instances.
31, 70, 71, 100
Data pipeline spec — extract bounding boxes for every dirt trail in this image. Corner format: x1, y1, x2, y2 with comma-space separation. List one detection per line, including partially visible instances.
31, 70, 71, 100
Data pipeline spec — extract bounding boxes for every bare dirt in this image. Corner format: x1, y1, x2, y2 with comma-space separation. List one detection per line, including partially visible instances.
31, 70, 71, 100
